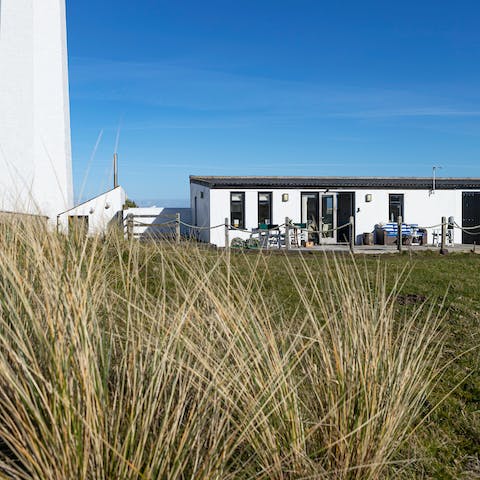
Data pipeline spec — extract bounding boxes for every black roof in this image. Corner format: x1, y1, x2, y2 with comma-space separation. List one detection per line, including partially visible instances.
190, 176, 480, 190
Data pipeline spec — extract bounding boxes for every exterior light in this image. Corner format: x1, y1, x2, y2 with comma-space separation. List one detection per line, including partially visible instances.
282, 193, 289, 202
105, 203, 110, 210
89, 208, 95, 214
365, 194, 372, 202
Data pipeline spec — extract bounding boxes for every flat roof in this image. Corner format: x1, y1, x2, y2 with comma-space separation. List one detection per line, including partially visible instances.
190, 176, 480, 190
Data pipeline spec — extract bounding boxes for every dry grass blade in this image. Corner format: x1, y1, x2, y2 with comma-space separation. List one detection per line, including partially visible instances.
0, 219, 446, 479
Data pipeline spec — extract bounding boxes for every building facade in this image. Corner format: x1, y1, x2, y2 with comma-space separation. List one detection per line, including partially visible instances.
0, 0, 73, 219
190, 176, 480, 247
57, 187, 126, 236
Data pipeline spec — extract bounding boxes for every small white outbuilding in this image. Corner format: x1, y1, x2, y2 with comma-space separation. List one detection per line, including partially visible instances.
190, 176, 480, 247
57, 187, 126, 236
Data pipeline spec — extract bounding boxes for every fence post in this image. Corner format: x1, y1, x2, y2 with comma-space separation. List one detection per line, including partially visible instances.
126, 213, 134, 240
349, 216, 354, 252
285, 217, 290, 251
397, 215, 403, 252
441, 216, 447, 254
224, 217, 229, 249
175, 213, 181, 244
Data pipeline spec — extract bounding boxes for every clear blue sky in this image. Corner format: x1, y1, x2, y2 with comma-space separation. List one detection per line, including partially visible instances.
67, 0, 480, 205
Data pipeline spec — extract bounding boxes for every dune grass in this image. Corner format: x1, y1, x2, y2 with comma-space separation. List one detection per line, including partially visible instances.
0, 219, 451, 478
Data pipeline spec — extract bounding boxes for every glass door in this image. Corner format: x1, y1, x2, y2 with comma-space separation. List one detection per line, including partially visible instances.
321, 194, 336, 243
301, 193, 319, 244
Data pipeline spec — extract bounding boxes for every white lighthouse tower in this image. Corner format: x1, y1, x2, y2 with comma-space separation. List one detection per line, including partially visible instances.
0, 0, 73, 219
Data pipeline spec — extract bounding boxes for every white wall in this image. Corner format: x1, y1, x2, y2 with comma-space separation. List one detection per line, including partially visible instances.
0, 0, 73, 219
57, 187, 126, 235
354, 189, 462, 244
209, 189, 308, 247
197, 185, 468, 247
123, 207, 192, 239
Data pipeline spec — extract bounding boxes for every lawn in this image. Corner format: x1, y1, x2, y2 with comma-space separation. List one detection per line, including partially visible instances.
229, 251, 480, 478
0, 221, 478, 479
136, 245, 480, 478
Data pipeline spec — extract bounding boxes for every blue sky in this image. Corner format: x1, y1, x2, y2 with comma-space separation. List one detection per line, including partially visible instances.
67, 0, 480, 205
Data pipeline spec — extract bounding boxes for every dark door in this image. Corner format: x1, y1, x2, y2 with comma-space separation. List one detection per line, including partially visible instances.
337, 192, 355, 243
462, 192, 480, 244
194, 196, 198, 226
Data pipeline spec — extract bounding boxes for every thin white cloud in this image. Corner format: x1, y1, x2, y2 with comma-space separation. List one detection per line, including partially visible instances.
332, 108, 480, 118
68, 57, 428, 115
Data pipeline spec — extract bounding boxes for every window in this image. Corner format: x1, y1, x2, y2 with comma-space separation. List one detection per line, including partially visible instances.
389, 194, 404, 221
230, 192, 245, 229
258, 192, 272, 226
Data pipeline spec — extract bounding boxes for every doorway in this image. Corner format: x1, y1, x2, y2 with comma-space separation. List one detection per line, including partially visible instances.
462, 192, 480, 244
301, 193, 319, 243
321, 195, 336, 243
337, 192, 355, 243
301, 193, 337, 244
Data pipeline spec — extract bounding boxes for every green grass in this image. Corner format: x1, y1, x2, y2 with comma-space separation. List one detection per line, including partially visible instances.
228, 251, 480, 479
0, 220, 478, 479
119, 244, 480, 478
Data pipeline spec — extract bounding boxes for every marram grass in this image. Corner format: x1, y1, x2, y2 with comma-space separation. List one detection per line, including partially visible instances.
0, 219, 444, 479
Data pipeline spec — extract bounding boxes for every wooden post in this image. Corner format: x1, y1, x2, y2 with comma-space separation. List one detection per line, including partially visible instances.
175, 212, 181, 243
285, 217, 290, 251
224, 217, 229, 249
397, 215, 403, 252
349, 216, 354, 252
126, 213, 134, 240
441, 216, 447, 254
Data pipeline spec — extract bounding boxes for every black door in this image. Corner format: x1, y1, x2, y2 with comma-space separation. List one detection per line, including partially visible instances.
462, 192, 480, 244
337, 192, 355, 243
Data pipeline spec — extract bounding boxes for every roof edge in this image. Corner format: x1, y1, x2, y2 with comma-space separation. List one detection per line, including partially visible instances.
190, 175, 480, 190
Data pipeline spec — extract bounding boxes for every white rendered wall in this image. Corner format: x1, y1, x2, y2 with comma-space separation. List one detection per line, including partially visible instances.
354, 189, 462, 244
200, 186, 466, 247
209, 188, 304, 247
123, 207, 192, 238
57, 187, 126, 235
0, 0, 73, 218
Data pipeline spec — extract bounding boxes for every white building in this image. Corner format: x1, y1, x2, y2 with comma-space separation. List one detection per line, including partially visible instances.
190, 176, 480, 247
57, 187, 126, 236
0, 0, 73, 219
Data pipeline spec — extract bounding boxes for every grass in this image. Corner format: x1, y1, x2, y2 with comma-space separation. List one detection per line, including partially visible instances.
232, 250, 480, 479
0, 219, 477, 478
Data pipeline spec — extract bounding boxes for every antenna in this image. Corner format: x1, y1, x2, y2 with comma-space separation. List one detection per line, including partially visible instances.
113, 117, 122, 189
113, 153, 118, 188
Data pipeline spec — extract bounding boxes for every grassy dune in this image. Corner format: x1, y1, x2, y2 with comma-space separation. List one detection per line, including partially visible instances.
0, 219, 476, 478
